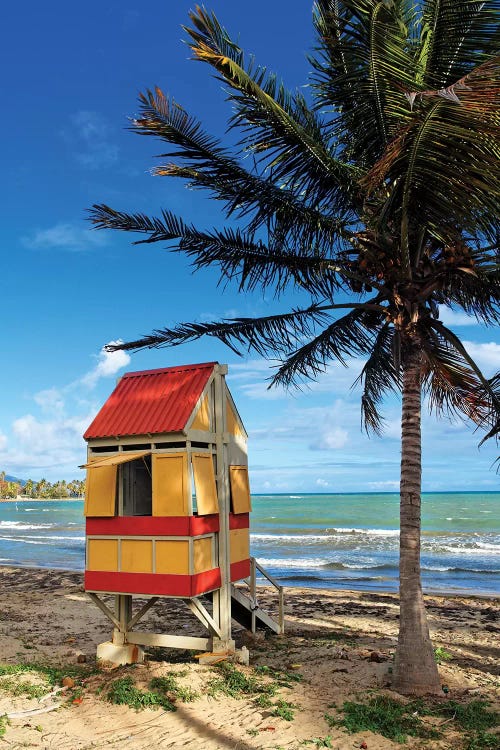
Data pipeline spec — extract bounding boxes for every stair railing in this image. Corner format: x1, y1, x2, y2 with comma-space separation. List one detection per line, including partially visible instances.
248, 557, 285, 635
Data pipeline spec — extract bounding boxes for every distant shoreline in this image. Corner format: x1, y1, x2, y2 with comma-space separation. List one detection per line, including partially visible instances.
0, 496, 83, 502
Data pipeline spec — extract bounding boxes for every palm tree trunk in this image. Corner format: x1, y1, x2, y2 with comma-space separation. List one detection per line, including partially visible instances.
392, 346, 442, 696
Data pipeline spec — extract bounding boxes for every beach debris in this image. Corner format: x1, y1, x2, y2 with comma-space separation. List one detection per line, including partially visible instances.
369, 651, 384, 663
61, 677, 75, 689
334, 648, 350, 660
6, 703, 63, 719
360, 742, 368, 749
76, 654, 87, 663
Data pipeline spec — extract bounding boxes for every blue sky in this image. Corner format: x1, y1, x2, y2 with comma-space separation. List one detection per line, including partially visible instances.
0, 1, 498, 492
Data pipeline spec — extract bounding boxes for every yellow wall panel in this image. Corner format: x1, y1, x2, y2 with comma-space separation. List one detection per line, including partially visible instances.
84, 465, 117, 517
230, 528, 250, 564
229, 466, 252, 514
226, 400, 244, 437
121, 540, 153, 573
155, 540, 190, 575
190, 395, 210, 431
192, 453, 219, 515
87, 539, 119, 571
193, 537, 213, 573
152, 453, 189, 516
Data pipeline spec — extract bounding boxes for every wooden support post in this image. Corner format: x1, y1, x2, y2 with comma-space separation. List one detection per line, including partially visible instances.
113, 594, 132, 645
185, 598, 222, 638
87, 593, 121, 630
213, 365, 233, 646
250, 557, 257, 635
128, 597, 159, 630
127, 632, 211, 650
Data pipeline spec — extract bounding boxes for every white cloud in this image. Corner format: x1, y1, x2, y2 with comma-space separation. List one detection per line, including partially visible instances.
438, 306, 478, 327
23, 222, 108, 252
229, 356, 366, 401
65, 110, 119, 169
79, 342, 131, 388
310, 426, 348, 450
462, 341, 500, 376
315, 478, 330, 488
12, 413, 86, 454
34, 388, 65, 415
0, 342, 132, 481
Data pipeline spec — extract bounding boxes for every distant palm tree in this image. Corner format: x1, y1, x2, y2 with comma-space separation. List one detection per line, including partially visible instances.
89, 2, 500, 695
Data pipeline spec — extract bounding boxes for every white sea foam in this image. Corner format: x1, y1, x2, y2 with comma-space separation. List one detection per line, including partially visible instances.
476, 542, 500, 551
0, 521, 54, 530
21, 535, 84, 542
256, 557, 326, 569
0, 537, 47, 545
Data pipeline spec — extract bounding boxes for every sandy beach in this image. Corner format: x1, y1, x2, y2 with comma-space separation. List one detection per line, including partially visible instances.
0, 566, 498, 749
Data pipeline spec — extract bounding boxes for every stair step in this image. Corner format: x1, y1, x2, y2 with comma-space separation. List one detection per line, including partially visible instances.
230, 585, 281, 635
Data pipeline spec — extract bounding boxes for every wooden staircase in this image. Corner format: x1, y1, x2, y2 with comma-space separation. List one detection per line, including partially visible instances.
230, 557, 284, 635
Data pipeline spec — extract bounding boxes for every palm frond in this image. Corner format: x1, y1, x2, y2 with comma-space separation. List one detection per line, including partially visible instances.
132, 89, 352, 248
105, 304, 336, 355
363, 58, 500, 254
89, 203, 366, 298
420, 0, 500, 89
270, 307, 386, 388
184, 7, 360, 208
311, 0, 418, 164
421, 320, 500, 426
354, 323, 401, 434
479, 372, 500, 444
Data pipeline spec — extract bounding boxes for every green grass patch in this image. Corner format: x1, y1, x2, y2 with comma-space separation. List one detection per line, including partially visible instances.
272, 699, 296, 721
431, 700, 499, 732
105, 676, 176, 712
254, 664, 303, 688
0, 662, 96, 686
254, 693, 274, 709
433, 647, 453, 664
0, 715, 8, 738
206, 662, 278, 699
464, 731, 499, 750
326, 695, 440, 744
0, 676, 48, 700
149, 675, 198, 703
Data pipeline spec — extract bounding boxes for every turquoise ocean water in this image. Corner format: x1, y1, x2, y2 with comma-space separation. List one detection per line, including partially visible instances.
0, 493, 498, 595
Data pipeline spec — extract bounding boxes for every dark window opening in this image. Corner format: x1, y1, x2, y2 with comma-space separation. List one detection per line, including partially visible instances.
90, 445, 118, 453
154, 441, 187, 449
191, 441, 210, 449
121, 456, 152, 516
122, 443, 151, 451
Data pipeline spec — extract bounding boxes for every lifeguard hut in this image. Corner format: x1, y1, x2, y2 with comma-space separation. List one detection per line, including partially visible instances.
82, 362, 282, 664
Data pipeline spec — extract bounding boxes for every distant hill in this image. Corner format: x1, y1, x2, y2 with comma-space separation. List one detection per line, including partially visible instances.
3, 475, 26, 486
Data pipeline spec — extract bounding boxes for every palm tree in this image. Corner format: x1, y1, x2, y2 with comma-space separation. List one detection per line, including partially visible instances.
89, 2, 500, 695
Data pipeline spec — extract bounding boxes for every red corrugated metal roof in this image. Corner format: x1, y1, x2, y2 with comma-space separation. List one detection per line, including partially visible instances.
84, 362, 217, 439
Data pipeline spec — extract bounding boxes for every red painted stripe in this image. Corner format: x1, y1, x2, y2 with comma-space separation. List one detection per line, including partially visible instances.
190, 515, 219, 534
230, 559, 250, 581
191, 568, 222, 596
84, 569, 221, 597
229, 513, 250, 530
86, 515, 219, 537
